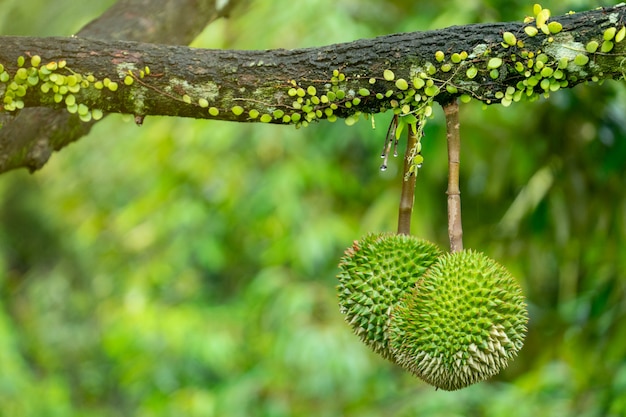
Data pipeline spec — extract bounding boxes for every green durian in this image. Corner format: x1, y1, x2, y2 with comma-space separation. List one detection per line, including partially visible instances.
337, 233, 443, 360
389, 250, 528, 391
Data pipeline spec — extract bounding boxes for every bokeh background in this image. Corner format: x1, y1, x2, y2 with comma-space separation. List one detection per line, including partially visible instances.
1, 0, 625, 416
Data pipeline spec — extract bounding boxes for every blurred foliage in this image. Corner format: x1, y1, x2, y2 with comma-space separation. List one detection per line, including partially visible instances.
1, 0, 626, 416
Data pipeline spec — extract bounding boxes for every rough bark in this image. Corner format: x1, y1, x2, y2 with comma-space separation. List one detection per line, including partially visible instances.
1, 4, 625, 173
0, 0, 244, 173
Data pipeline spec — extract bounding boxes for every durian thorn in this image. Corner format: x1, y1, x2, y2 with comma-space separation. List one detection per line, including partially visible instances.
397, 122, 419, 235
444, 100, 463, 253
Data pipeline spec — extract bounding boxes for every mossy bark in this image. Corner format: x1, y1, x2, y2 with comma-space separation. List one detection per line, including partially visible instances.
0, 0, 242, 173
1, 4, 625, 173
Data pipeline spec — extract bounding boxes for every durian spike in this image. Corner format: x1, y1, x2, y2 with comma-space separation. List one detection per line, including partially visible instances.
444, 100, 463, 252
397, 122, 419, 235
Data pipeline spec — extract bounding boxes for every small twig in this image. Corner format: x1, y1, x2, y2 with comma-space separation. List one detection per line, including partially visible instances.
397, 122, 418, 235
444, 100, 463, 252
380, 114, 398, 171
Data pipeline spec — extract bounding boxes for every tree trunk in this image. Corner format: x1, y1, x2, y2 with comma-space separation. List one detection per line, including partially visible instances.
1, 4, 625, 173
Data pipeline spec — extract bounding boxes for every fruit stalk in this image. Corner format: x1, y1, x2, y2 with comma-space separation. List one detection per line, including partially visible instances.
397, 123, 418, 235
445, 100, 463, 252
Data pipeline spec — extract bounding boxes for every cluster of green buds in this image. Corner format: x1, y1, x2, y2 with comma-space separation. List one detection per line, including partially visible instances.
1, 55, 109, 122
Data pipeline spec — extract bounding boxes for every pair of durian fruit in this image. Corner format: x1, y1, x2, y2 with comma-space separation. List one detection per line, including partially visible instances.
337, 233, 528, 391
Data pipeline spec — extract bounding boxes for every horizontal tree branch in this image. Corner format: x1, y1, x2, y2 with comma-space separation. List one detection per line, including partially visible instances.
0, 0, 244, 174
1, 4, 625, 173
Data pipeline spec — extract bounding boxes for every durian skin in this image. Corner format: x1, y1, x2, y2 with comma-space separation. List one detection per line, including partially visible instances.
337, 233, 443, 361
389, 250, 528, 391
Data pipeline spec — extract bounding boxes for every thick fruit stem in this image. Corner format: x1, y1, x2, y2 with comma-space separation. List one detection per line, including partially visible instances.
397, 123, 418, 235
445, 101, 463, 252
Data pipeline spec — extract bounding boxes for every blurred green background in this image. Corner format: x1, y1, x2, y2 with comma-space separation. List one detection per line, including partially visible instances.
1, 0, 626, 416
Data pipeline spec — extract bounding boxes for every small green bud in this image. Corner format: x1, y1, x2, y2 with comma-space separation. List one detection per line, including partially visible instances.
383, 69, 395, 81
487, 58, 503, 69
604, 27, 617, 41
77, 103, 89, 116
548, 21, 562, 34
395, 78, 409, 90
424, 85, 439, 96
344, 114, 359, 126
574, 54, 589, 66
92, 109, 104, 120
15, 68, 28, 80
66, 103, 78, 114
601, 40, 614, 53
524, 26, 538, 37
502, 32, 516, 46
65, 94, 76, 106
412, 78, 425, 89
79, 112, 92, 123
586, 41, 599, 53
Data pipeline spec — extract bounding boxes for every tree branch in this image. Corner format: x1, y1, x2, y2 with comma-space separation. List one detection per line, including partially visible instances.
0, 0, 244, 173
2, 4, 626, 173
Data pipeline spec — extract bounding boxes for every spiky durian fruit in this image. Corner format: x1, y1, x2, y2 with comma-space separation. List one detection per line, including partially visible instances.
389, 250, 528, 391
337, 233, 443, 361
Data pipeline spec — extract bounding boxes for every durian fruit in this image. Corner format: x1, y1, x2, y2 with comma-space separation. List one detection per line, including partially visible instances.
389, 250, 528, 391
337, 233, 443, 361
